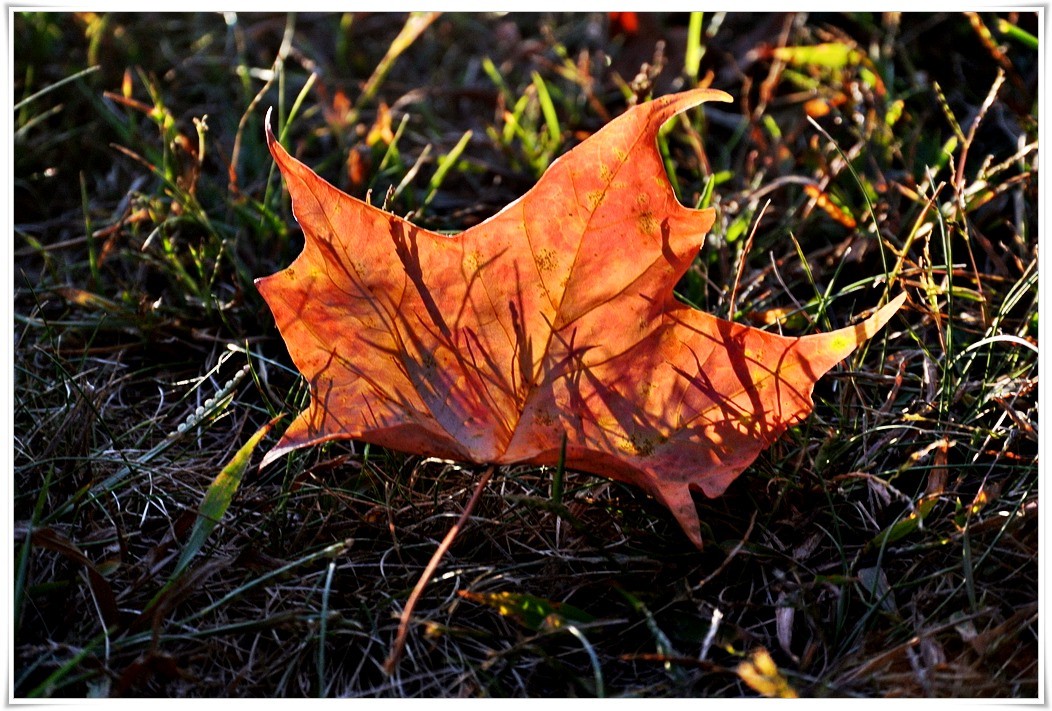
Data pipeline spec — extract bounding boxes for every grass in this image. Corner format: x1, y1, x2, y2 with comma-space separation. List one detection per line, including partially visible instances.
12, 11, 1039, 698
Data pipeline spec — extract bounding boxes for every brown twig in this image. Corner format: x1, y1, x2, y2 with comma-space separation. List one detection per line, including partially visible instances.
383, 465, 495, 674
728, 200, 770, 320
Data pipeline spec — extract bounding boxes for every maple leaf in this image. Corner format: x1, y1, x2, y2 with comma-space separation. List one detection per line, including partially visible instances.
256, 88, 905, 548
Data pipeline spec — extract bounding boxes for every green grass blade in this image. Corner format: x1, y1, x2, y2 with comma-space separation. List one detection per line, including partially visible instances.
14, 466, 56, 639
357, 12, 439, 109
14, 64, 99, 112
172, 418, 277, 577
423, 129, 473, 209
685, 12, 704, 82
531, 71, 562, 148
375, 112, 411, 175
277, 71, 318, 147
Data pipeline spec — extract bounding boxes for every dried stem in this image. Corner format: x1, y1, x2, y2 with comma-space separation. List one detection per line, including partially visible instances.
384, 465, 495, 674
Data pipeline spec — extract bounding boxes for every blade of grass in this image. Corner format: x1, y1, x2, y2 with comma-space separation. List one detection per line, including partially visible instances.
565, 624, 605, 697
657, 130, 683, 202
14, 466, 55, 639
805, 116, 890, 284
482, 56, 513, 105
531, 71, 561, 147
390, 144, 431, 206
374, 112, 411, 176
318, 558, 337, 697
14, 64, 99, 112
357, 12, 440, 110
78, 173, 99, 286
171, 416, 278, 578
422, 129, 472, 210
277, 71, 318, 147
183, 538, 354, 626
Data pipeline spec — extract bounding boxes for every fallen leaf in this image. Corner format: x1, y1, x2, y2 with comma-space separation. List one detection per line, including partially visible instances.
257, 88, 905, 547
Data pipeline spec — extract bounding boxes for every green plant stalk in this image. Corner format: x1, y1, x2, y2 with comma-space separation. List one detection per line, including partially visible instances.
375, 112, 411, 176
933, 81, 966, 143
26, 639, 103, 698
83, 12, 108, 66
390, 144, 431, 205
482, 56, 513, 105
961, 524, 977, 610
336, 13, 354, 72
278, 71, 318, 147
685, 12, 704, 81
185, 538, 354, 626
788, 231, 831, 329
935, 209, 955, 419
13, 102, 63, 143
696, 174, 716, 210
79, 172, 98, 286
504, 93, 531, 149
616, 586, 675, 659
996, 18, 1038, 48
656, 131, 683, 201
806, 116, 890, 283
423, 129, 473, 210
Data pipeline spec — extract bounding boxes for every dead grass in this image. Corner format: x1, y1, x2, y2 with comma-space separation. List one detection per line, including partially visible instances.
13, 11, 1038, 698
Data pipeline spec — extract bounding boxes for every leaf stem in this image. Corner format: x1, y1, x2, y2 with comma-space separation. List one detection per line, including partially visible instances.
384, 465, 495, 674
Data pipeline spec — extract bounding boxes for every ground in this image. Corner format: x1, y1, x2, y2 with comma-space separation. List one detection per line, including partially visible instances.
13, 11, 1039, 698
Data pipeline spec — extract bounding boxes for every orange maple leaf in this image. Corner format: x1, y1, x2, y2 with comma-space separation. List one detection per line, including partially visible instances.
256, 88, 905, 548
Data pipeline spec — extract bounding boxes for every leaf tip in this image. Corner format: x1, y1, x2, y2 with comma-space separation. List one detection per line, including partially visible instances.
264, 106, 275, 147
258, 442, 285, 471
708, 89, 734, 104
864, 291, 908, 338
830, 291, 907, 354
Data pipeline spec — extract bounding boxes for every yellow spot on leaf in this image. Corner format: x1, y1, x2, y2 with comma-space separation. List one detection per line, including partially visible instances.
638, 211, 659, 236
829, 334, 850, 352
464, 251, 482, 272
535, 248, 558, 273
